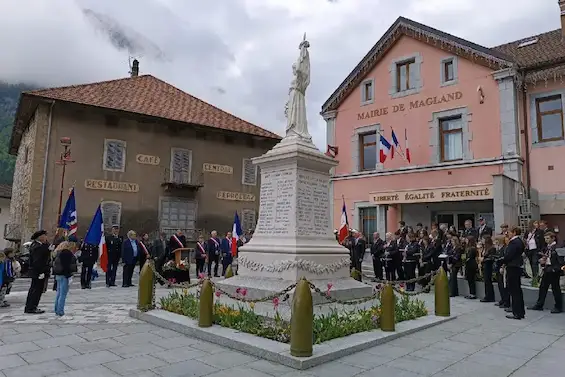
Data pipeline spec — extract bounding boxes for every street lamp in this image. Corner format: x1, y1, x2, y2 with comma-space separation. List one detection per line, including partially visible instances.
56, 137, 75, 225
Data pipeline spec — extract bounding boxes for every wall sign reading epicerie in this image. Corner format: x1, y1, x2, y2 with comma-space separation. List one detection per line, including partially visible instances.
203, 163, 233, 174
369, 184, 492, 205
216, 191, 255, 202
84, 179, 139, 193
357, 91, 463, 121
136, 154, 160, 165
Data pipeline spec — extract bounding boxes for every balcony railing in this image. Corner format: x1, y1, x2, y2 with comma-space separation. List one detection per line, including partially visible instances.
162, 168, 204, 190
4, 223, 22, 242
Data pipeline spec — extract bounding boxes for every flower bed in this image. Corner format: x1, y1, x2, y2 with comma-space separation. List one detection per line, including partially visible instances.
159, 286, 428, 344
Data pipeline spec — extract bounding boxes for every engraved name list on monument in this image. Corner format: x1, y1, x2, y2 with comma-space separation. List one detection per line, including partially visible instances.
256, 168, 296, 236
297, 171, 330, 237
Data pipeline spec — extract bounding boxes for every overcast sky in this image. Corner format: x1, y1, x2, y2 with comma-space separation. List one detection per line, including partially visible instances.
0, 0, 560, 149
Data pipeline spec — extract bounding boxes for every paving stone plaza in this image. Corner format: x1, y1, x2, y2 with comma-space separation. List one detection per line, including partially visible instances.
0, 267, 563, 377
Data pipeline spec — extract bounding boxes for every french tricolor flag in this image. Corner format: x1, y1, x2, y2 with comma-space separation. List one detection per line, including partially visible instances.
405, 128, 411, 163
84, 204, 108, 272
232, 212, 242, 257
379, 135, 392, 164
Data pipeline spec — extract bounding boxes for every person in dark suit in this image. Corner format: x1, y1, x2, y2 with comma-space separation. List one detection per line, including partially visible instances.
404, 233, 420, 291
151, 232, 168, 282
502, 226, 526, 320
528, 232, 564, 313
24, 230, 51, 314
352, 231, 367, 280
79, 243, 97, 289
370, 232, 384, 280
194, 235, 207, 277
207, 230, 221, 277
105, 225, 122, 287
395, 230, 406, 280
139, 233, 151, 273
169, 229, 187, 262
447, 236, 463, 297
220, 232, 234, 276
121, 230, 140, 287
477, 217, 493, 240
383, 233, 398, 281
479, 236, 497, 303
463, 219, 478, 239
343, 231, 356, 271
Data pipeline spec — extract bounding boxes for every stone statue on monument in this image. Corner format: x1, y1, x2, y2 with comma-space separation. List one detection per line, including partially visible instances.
284, 33, 311, 141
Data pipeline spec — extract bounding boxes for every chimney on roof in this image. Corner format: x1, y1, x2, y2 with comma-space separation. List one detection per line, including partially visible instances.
560, 1, 565, 37
131, 59, 139, 77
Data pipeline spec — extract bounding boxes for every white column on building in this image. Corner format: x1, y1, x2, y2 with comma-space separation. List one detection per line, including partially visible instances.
322, 110, 337, 228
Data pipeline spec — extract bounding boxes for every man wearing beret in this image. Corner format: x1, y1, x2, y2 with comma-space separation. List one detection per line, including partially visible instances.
24, 230, 52, 314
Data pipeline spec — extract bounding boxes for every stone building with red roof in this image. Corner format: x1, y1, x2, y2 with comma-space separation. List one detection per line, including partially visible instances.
5, 63, 281, 243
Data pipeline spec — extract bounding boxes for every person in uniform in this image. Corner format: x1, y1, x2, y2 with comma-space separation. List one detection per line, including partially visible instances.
207, 230, 221, 277
464, 237, 478, 299
447, 236, 463, 297
404, 233, 420, 291
502, 227, 526, 320
79, 242, 97, 289
494, 235, 510, 309
477, 217, 493, 240
24, 230, 51, 314
105, 225, 122, 287
370, 232, 384, 281
479, 237, 496, 303
420, 236, 434, 293
395, 230, 406, 280
528, 232, 564, 313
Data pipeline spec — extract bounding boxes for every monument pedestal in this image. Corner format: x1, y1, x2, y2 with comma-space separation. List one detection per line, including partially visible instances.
216, 137, 372, 303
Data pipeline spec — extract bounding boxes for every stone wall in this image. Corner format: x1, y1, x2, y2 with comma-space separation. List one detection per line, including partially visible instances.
9, 103, 50, 242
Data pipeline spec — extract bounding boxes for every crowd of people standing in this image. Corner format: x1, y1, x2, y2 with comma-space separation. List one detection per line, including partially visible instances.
340, 218, 565, 320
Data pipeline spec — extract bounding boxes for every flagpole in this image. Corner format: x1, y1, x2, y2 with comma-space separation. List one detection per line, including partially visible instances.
389, 126, 407, 161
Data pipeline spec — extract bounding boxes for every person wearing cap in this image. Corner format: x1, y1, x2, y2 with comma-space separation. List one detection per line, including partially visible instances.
105, 225, 123, 287
24, 230, 51, 314
477, 217, 493, 240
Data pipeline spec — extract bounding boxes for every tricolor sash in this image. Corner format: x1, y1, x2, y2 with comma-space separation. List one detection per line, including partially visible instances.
172, 234, 184, 249
197, 242, 206, 259
210, 237, 220, 255
140, 242, 149, 256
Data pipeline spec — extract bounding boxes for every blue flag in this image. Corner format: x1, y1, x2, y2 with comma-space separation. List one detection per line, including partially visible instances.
58, 188, 77, 235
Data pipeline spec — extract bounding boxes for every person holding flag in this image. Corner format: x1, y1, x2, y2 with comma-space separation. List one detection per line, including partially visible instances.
83, 204, 108, 288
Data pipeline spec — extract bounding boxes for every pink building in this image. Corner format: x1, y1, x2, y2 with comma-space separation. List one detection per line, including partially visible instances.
322, 5, 565, 236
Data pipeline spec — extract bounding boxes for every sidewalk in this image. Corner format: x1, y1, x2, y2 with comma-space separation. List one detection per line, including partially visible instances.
1, 276, 564, 376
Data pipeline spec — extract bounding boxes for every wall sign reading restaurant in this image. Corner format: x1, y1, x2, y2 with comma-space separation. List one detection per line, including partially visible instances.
216, 191, 256, 202
369, 184, 492, 205
357, 91, 463, 121
85, 179, 140, 193
203, 163, 233, 174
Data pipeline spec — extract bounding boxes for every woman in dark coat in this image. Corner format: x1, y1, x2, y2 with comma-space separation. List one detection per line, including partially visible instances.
480, 237, 496, 302
464, 237, 478, 299
447, 237, 463, 297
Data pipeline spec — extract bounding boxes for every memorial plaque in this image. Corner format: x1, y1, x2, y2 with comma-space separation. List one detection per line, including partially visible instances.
296, 171, 330, 236
256, 167, 296, 236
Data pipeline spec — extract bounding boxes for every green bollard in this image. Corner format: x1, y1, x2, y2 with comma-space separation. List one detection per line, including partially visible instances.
290, 278, 313, 357
137, 262, 154, 311
199, 279, 214, 327
380, 283, 395, 331
224, 265, 234, 279
435, 267, 450, 317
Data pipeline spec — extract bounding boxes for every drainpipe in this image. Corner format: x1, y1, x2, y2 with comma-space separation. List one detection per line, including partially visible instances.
38, 100, 55, 229
520, 72, 532, 196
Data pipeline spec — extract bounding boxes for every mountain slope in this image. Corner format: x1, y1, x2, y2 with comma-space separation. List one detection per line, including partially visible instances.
0, 83, 37, 184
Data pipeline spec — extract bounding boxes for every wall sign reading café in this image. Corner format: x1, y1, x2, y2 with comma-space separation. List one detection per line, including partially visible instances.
370, 184, 493, 205
357, 91, 463, 121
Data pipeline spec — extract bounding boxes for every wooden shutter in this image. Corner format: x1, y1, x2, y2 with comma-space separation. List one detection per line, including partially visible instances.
242, 159, 257, 185
171, 149, 192, 184
105, 140, 126, 171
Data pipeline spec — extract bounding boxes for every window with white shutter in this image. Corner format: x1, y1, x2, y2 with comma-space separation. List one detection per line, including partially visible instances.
103, 139, 126, 172
101, 201, 122, 229
170, 148, 192, 184
241, 209, 257, 231
241, 158, 257, 186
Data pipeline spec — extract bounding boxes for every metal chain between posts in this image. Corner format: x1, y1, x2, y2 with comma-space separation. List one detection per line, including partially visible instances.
361, 269, 436, 286
209, 281, 298, 303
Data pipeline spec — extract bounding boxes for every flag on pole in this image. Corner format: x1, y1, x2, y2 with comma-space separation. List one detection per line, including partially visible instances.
338, 199, 349, 243
405, 128, 411, 163
391, 129, 399, 159
58, 187, 77, 236
379, 135, 392, 164
231, 212, 242, 257
84, 204, 108, 272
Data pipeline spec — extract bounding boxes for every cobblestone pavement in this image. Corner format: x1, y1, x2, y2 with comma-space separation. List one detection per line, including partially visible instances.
0, 274, 564, 376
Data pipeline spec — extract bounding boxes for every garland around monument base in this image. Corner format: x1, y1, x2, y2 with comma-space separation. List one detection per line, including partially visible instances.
237, 256, 351, 275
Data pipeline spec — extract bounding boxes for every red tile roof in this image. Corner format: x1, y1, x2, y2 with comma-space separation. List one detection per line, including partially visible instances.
25, 75, 281, 140
491, 29, 565, 69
